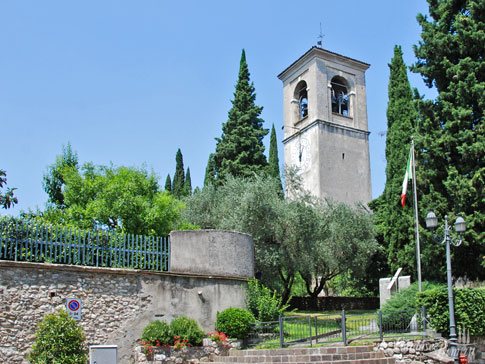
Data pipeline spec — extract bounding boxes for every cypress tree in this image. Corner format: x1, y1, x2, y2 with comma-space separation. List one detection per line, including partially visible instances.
164, 174, 172, 194
369, 45, 417, 278
183, 168, 192, 196
214, 49, 268, 183
172, 149, 185, 198
412, 0, 485, 280
268, 124, 283, 196
204, 154, 217, 187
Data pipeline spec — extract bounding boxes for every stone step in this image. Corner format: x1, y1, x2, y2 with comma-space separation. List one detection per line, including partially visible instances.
223, 351, 385, 362
210, 356, 395, 364
230, 346, 374, 356
209, 346, 395, 364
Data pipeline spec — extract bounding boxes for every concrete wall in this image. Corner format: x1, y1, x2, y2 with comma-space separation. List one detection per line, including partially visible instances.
0, 230, 254, 364
170, 230, 254, 279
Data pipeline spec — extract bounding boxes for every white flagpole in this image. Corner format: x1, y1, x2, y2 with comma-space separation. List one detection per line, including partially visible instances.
411, 136, 422, 292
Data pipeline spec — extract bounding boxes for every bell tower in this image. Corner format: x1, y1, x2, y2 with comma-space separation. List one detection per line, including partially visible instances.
279, 47, 372, 205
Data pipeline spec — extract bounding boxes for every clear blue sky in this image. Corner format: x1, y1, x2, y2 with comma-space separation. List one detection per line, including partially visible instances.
1, 0, 436, 215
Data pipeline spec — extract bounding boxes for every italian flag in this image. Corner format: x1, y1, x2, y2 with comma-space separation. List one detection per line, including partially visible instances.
401, 147, 413, 208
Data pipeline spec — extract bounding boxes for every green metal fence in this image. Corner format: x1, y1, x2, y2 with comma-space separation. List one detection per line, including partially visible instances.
249, 308, 428, 348
0, 220, 170, 271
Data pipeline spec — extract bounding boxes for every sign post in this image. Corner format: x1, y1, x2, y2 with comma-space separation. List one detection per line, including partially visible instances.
66, 298, 82, 321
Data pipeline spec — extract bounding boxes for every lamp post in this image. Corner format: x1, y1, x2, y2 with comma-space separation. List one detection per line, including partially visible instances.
425, 211, 466, 364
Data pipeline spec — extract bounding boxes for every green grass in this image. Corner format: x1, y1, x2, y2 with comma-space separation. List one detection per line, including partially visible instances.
248, 309, 424, 350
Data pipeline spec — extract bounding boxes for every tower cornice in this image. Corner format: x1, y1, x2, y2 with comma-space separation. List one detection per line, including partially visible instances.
278, 47, 370, 82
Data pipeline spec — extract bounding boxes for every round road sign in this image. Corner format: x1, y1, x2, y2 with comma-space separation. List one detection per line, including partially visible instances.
68, 299, 80, 311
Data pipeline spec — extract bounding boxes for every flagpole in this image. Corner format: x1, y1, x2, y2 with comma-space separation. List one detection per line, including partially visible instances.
411, 136, 422, 292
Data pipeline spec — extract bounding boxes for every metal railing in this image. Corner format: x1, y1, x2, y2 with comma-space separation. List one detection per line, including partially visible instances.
0, 220, 170, 271
248, 308, 428, 348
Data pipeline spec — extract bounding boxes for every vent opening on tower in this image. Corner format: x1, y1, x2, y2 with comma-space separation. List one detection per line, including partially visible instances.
331, 76, 349, 116
294, 81, 308, 120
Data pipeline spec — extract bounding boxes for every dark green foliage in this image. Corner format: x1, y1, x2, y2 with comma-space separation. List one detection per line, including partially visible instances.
412, 0, 485, 280
381, 281, 442, 330
214, 49, 268, 183
141, 320, 171, 345
169, 316, 205, 345
417, 287, 485, 336
245, 279, 288, 322
28, 309, 87, 364
183, 168, 192, 196
164, 174, 172, 194
172, 149, 185, 198
268, 124, 283, 196
203, 154, 217, 187
215, 308, 256, 339
381, 281, 442, 313
369, 45, 416, 280
43, 143, 79, 208
0, 170, 18, 209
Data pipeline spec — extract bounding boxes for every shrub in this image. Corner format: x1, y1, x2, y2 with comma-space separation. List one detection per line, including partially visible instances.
28, 309, 88, 364
417, 287, 485, 336
141, 320, 171, 345
245, 279, 288, 322
169, 316, 205, 346
381, 281, 442, 329
215, 307, 255, 339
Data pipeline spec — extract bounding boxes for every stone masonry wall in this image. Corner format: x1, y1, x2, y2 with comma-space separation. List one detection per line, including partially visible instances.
0, 262, 247, 364
0, 229, 254, 364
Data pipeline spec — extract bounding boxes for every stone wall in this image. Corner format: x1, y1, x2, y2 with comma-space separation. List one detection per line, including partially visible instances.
374, 338, 446, 364
0, 230, 254, 364
375, 338, 485, 364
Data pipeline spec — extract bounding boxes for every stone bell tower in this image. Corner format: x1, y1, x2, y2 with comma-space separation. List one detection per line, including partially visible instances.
279, 46, 372, 205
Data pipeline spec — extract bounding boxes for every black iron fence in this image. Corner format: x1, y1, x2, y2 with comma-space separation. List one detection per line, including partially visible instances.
0, 220, 170, 271
248, 308, 428, 348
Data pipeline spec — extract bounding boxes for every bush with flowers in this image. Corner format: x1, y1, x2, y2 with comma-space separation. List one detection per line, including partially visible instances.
207, 331, 227, 343
173, 336, 190, 350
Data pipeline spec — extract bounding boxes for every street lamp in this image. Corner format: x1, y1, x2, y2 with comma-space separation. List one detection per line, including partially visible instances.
425, 211, 466, 364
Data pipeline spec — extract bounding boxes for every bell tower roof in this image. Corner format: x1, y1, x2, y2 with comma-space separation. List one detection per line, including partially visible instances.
278, 46, 370, 82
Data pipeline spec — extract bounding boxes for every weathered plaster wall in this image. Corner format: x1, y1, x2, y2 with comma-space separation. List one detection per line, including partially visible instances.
0, 230, 254, 364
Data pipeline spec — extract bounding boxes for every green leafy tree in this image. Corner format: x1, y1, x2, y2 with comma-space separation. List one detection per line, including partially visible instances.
299, 201, 379, 298
369, 45, 417, 279
0, 170, 18, 209
183, 174, 377, 302
183, 168, 192, 196
38, 164, 192, 236
203, 153, 217, 187
43, 143, 79, 208
28, 309, 88, 364
172, 149, 185, 198
268, 124, 283, 196
164, 174, 172, 194
214, 49, 268, 183
412, 0, 485, 280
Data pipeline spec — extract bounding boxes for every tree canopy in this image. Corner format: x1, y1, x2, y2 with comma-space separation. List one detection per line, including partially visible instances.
369, 45, 417, 279
183, 174, 378, 302
412, 0, 485, 280
213, 49, 268, 183
0, 170, 18, 209
35, 145, 194, 236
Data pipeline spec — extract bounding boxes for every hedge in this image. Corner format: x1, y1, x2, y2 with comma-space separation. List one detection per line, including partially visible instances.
417, 287, 485, 336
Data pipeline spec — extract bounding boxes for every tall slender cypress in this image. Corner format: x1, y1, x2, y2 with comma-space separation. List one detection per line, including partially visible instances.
183, 168, 192, 196
214, 49, 268, 183
370, 45, 417, 277
268, 124, 283, 196
204, 154, 217, 187
172, 149, 185, 198
164, 174, 172, 194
